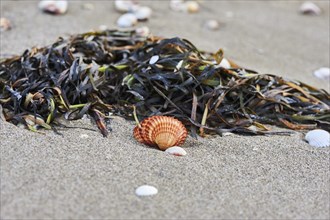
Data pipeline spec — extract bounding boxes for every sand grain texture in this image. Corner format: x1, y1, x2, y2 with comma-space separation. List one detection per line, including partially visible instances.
1, 1, 329, 219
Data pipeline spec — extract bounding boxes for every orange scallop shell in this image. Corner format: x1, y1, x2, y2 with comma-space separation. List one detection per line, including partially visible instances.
133, 116, 188, 150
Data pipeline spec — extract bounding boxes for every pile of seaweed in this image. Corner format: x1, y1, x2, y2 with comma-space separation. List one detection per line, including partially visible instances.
0, 30, 329, 137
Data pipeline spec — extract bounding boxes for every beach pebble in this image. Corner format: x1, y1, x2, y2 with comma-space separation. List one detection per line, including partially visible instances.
114, 0, 139, 13
204, 19, 220, 31
135, 185, 158, 196
313, 67, 330, 80
133, 6, 152, 21
0, 17, 11, 31
305, 129, 329, 148
299, 2, 321, 15
135, 26, 150, 37
149, 55, 159, 64
165, 146, 187, 156
117, 13, 138, 28
38, 0, 68, 15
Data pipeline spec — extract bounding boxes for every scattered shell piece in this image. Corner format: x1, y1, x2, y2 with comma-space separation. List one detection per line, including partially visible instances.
135, 26, 150, 37
135, 185, 158, 196
313, 67, 330, 80
204, 19, 220, 31
222, 131, 234, 136
170, 0, 185, 12
299, 2, 321, 15
185, 1, 199, 13
134, 6, 152, 21
117, 13, 138, 28
165, 146, 187, 156
80, 134, 89, 139
114, 0, 139, 13
133, 116, 188, 150
149, 55, 159, 65
38, 0, 68, 15
305, 129, 329, 148
82, 3, 94, 10
176, 60, 184, 70
0, 17, 11, 31
219, 58, 231, 69
99, 25, 108, 31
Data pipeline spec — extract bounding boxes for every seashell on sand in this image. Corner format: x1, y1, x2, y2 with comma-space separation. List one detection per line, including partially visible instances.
117, 13, 138, 28
305, 129, 329, 148
38, 0, 68, 15
170, 0, 185, 12
0, 17, 11, 31
204, 19, 220, 31
133, 116, 188, 150
135, 185, 158, 196
165, 146, 187, 156
185, 1, 199, 13
135, 26, 150, 37
299, 2, 321, 15
133, 6, 152, 21
114, 0, 139, 13
313, 67, 330, 80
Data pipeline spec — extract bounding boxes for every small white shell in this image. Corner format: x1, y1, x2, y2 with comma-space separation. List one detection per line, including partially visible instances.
114, 0, 139, 13
170, 0, 185, 12
313, 67, 330, 80
165, 146, 187, 156
149, 55, 159, 65
185, 1, 199, 13
135, 26, 150, 37
0, 17, 11, 31
133, 6, 152, 21
204, 19, 220, 31
299, 2, 321, 15
135, 185, 158, 196
80, 134, 89, 139
305, 129, 330, 148
219, 58, 231, 69
117, 13, 138, 28
38, 0, 68, 15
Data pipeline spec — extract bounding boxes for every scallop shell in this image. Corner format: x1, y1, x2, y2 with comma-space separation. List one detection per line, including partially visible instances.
305, 129, 329, 148
299, 2, 321, 15
133, 6, 152, 21
133, 116, 188, 150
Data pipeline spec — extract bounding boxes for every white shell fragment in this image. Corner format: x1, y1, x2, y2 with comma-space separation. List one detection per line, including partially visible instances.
38, 0, 68, 15
170, 0, 199, 13
133, 6, 152, 21
219, 58, 231, 69
299, 2, 321, 15
80, 134, 89, 139
313, 67, 330, 80
165, 146, 187, 156
0, 17, 11, 31
135, 185, 158, 196
149, 55, 159, 65
114, 0, 139, 13
117, 13, 138, 28
135, 26, 150, 37
204, 19, 220, 31
305, 129, 330, 148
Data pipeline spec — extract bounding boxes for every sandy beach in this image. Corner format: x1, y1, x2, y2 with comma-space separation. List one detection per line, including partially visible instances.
1, 1, 329, 219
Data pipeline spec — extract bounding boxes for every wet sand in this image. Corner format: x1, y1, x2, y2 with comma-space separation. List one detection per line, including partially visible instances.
1, 1, 329, 219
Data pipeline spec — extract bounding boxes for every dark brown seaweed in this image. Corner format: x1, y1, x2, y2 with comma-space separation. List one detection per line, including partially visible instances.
0, 29, 329, 136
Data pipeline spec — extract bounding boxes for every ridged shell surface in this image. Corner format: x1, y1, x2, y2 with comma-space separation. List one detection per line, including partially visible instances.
305, 129, 329, 148
133, 116, 188, 150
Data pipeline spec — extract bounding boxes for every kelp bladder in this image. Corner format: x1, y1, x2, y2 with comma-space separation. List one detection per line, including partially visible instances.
0, 29, 329, 136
